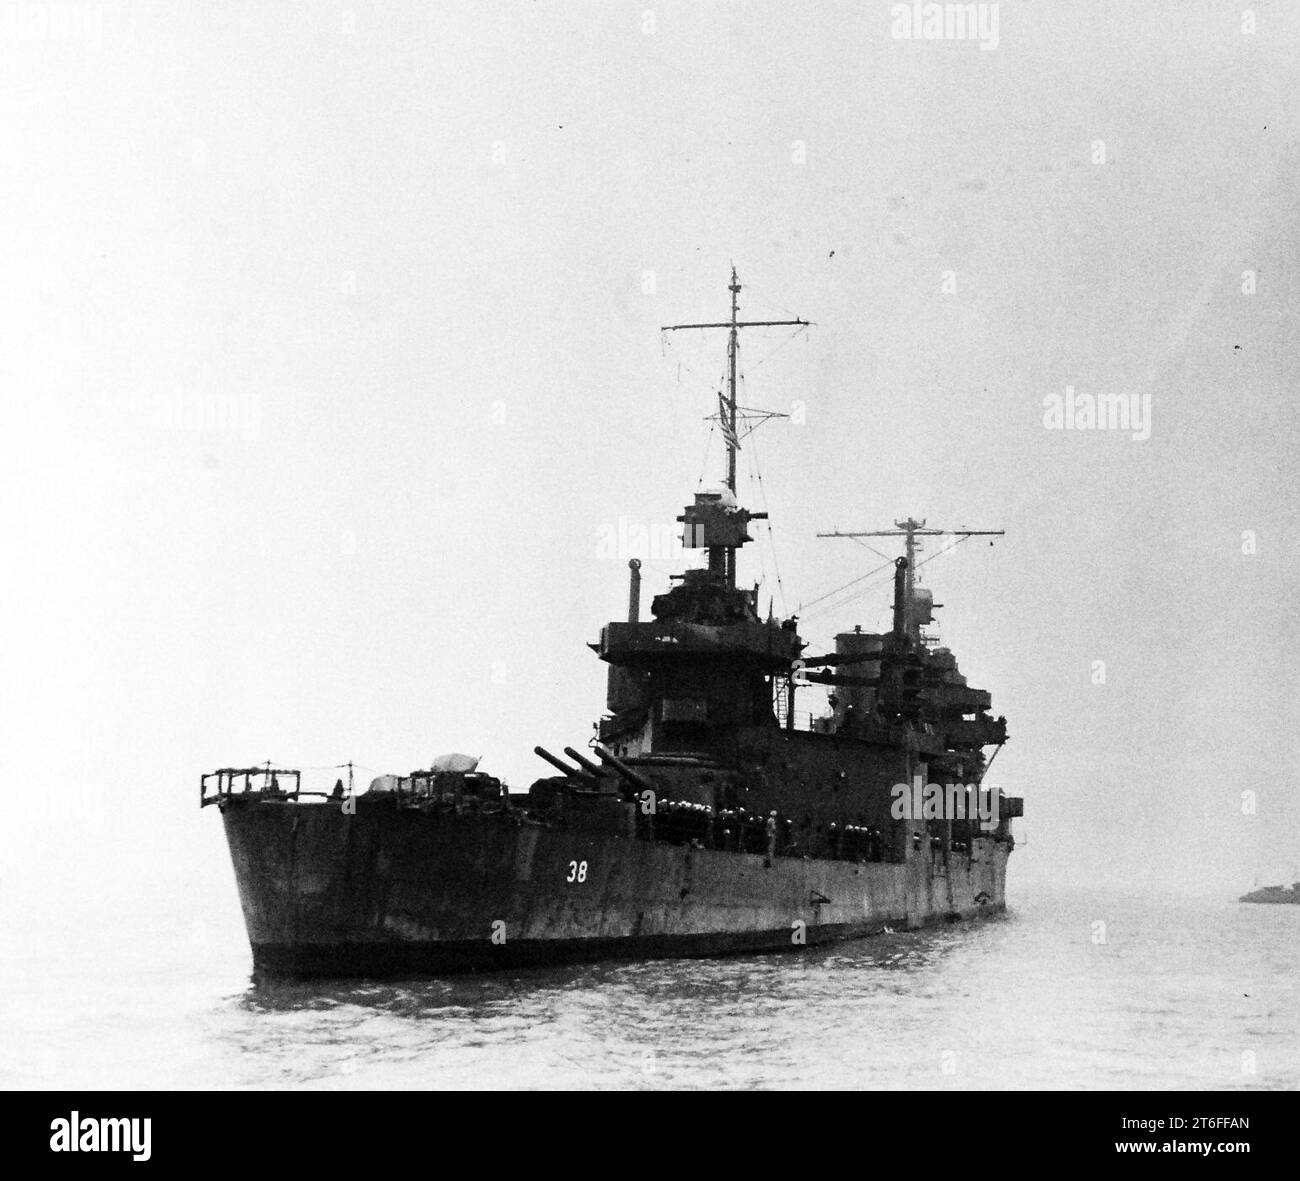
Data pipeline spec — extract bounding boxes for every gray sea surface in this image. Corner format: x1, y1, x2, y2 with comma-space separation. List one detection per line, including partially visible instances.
2, 884, 1296, 1090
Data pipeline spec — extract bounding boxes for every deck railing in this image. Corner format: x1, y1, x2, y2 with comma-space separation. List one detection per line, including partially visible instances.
200, 766, 337, 808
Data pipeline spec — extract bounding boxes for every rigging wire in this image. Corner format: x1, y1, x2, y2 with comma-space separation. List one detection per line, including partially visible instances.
799, 534, 977, 625
849, 535, 895, 563
745, 322, 810, 372
254, 761, 386, 780
740, 279, 805, 324
917, 534, 974, 570
741, 404, 788, 617
743, 442, 771, 597
800, 558, 895, 616
661, 331, 732, 404
697, 420, 716, 488
740, 432, 768, 600
804, 571, 895, 624
266, 761, 357, 772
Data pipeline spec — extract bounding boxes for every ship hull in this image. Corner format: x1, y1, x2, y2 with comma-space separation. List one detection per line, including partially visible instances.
1238, 889, 1300, 904
221, 800, 1011, 979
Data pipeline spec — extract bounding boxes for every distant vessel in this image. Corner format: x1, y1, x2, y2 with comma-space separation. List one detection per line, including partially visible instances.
202, 270, 1022, 978
1239, 882, 1300, 904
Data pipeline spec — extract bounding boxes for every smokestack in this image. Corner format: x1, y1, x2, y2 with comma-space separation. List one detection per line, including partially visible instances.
606, 560, 649, 716
627, 558, 642, 622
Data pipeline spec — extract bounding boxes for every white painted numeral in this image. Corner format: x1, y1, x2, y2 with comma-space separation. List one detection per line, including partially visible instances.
566, 859, 588, 883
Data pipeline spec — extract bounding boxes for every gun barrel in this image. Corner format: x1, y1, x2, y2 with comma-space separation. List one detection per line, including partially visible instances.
533, 746, 593, 782
592, 744, 657, 794
563, 746, 606, 778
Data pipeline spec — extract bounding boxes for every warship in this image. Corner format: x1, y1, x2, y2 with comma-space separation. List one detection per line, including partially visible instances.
1239, 882, 1300, 904
202, 270, 1021, 978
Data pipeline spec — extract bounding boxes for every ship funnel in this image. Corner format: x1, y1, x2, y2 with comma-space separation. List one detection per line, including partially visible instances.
604, 559, 649, 719
627, 558, 641, 623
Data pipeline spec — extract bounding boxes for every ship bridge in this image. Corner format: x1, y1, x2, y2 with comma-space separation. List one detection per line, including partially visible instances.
596, 489, 804, 752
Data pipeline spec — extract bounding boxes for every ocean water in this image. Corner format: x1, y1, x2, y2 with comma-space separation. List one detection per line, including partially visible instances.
2, 884, 1296, 1091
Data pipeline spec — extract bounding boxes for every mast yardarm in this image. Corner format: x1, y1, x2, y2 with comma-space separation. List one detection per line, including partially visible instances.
660, 267, 808, 588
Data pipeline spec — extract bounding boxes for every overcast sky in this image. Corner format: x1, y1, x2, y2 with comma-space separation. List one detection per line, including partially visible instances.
2, 1, 1297, 923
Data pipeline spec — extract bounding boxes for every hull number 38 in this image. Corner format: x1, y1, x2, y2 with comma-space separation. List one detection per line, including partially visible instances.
566, 860, 589, 883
